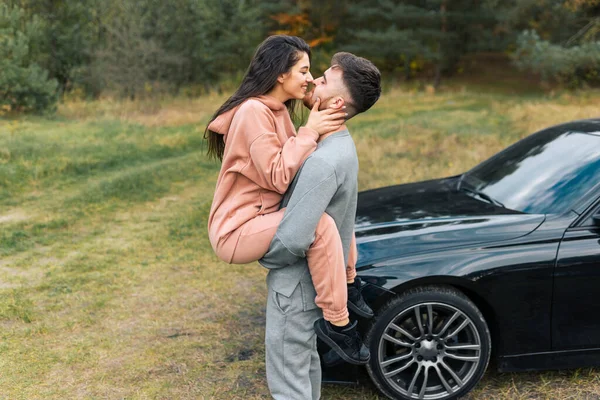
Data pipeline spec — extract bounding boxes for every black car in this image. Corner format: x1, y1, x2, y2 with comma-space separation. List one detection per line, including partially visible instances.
322, 119, 600, 400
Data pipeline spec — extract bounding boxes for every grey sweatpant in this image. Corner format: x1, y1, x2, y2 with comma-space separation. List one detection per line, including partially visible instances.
265, 278, 322, 399
262, 131, 359, 399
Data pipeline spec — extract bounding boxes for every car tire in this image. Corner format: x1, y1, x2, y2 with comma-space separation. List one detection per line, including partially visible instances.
365, 285, 491, 400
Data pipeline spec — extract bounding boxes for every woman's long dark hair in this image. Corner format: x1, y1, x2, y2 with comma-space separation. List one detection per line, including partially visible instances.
205, 35, 311, 161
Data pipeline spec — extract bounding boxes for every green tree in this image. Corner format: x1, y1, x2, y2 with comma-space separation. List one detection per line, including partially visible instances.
88, 0, 265, 97
0, 4, 58, 112
260, 0, 348, 71
337, 0, 496, 87
140, 0, 264, 93
504, 0, 600, 86
6, 0, 100, 94
488, 0, 600, 44
89, 0, 169, 99
514, 29, 600, 86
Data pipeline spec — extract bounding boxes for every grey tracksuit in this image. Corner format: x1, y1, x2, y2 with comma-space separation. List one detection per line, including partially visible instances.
260, 129, 358, 400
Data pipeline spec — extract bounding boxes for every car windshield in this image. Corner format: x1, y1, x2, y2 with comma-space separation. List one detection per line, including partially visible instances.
462, 124, 600, 214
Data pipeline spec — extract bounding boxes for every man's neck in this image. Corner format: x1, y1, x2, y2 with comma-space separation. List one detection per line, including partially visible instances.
318, 124, 348, 143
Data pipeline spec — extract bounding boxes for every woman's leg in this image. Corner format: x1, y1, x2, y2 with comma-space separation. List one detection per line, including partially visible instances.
217, 210, 355, 325
215, 209, 286, 264
306, 213, 349, 325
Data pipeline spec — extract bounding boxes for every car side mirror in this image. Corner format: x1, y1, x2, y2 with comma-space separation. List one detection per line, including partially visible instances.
593, 212, 600, 226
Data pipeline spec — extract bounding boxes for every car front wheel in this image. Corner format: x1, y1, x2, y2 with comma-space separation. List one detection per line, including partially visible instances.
365, 285, 491, 400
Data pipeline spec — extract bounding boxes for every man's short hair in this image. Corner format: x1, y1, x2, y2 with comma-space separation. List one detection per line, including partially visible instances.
332, 52, 381, 117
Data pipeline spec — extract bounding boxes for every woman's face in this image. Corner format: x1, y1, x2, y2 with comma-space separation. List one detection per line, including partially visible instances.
280, 52, 313, 101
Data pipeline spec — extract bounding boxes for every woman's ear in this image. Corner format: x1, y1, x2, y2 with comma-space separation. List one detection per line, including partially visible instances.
277, 73, 287, 84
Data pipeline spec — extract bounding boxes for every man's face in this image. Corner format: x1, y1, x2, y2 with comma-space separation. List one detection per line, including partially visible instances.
303, 65, 346, 110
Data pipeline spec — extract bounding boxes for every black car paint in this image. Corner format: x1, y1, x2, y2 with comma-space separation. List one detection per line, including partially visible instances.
321, 120, 600, 385
354, 177, 545, 267
354, 177, 561, 358
500, 202, 600, 372
553, 219, 600, 349
323, 183, 599, 380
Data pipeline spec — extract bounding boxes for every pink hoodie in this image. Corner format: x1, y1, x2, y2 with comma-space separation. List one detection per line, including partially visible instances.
207, 95, 319, 252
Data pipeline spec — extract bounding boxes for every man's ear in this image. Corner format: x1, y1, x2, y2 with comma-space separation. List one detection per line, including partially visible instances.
329, 96, 345, 109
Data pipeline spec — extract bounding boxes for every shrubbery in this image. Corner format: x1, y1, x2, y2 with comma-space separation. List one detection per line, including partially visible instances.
513, 30, 600, 87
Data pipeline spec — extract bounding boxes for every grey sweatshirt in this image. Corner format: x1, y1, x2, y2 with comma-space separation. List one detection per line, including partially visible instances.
259, 129, 358, 301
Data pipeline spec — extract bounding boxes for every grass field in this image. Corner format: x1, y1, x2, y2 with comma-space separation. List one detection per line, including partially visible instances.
1, 83, 600, 399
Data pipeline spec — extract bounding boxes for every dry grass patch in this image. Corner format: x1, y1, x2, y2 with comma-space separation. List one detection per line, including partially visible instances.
0, 182, 266, 398
0, 209, 29, 224
506, 91, 600, 134
3, 87, 600, 399
58, 94, 227, 127
354, 131, 508, 191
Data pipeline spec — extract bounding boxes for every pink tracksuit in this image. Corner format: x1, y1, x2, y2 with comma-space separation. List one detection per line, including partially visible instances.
207, 95, 356, 322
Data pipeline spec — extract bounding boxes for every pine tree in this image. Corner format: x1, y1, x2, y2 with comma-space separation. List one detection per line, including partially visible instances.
139, 0, 264, 92
5, 0, 100, 94
337, 0, 496, 86
0, 4, 58, 112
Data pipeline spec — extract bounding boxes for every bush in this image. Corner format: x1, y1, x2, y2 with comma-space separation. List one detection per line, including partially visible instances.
513, 30, 600, 87
0, 5, 58, 113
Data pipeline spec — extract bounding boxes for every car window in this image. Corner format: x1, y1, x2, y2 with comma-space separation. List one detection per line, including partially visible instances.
464, 127, 600, 215
580, 200, 600, 227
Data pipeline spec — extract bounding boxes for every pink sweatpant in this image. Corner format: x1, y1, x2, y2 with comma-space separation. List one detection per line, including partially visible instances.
215, 208, 357, 323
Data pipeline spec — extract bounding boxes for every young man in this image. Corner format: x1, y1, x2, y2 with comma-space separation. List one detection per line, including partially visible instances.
260, 52, 381, 399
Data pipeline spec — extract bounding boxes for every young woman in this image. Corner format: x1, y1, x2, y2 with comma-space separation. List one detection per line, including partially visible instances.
205, 36, 370, 361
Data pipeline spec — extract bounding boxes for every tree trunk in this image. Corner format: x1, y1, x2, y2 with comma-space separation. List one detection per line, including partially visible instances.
404, 57, 412, 81
46, 0, 64, 93
434, 0, 447, 89
434, 65, 441, 88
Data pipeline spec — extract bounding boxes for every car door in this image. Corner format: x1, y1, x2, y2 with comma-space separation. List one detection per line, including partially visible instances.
552, 200, 600, 350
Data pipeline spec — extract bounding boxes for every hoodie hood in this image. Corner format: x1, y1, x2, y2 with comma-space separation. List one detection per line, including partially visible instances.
207, 95, 287, 135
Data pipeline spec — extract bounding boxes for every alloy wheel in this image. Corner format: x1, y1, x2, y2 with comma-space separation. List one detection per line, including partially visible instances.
376, 302, 482, 400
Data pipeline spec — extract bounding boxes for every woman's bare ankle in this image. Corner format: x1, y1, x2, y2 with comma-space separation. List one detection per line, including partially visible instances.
330, 318, 350, 327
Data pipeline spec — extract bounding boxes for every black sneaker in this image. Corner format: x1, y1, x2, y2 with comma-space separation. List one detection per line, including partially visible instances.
314, 318, 370, 365
321, 348, 344, 367
348, 278, 374, 319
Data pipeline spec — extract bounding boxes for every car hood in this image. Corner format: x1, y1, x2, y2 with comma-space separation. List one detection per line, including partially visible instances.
355, 176, 545, 265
